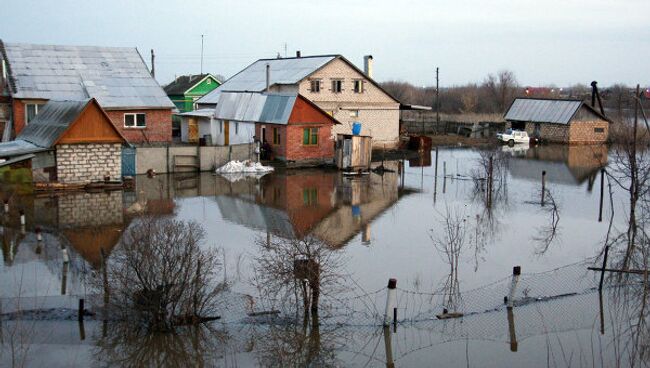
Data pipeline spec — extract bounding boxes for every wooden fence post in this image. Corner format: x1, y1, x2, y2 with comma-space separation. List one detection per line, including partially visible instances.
383, 278, 397, 327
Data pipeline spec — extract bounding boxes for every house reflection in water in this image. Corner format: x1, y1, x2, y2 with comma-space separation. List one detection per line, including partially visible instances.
212, 161, 414, 247
507, 144, 608, 188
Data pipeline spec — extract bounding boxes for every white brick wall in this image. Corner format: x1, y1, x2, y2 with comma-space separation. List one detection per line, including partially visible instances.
56, 143, 122, 183
297, 58, 400, 148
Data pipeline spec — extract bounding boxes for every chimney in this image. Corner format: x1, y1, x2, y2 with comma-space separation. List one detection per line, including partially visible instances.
296, 50, 301, 58
265, 64, 270, 92
150, 49, 155, 79
363, 55, 373, 79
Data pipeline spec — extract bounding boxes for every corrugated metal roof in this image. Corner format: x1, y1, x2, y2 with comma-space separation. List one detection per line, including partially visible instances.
0, 139, 46, 157
3, 42, 174, 109
177, 108, 216, 118
214, 92, 296, 125
197, 55, 336, 104
505, 98, 583, 124
18, 100, 90, 148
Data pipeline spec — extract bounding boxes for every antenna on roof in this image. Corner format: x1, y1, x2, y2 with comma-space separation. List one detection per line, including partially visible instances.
200, 34, 204, 74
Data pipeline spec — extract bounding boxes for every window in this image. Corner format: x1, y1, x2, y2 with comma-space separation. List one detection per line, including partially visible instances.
353, 80, 364, 93
331, 79, 342, 93
206, 79, 212, 85
124, 113, 146, 128
303, 128, 319, 145
273, 127, 280, 144
235, 122, 239, 134
220, 121, 223, 133
303, 188, 318, 206
25, 104, 41, 124
350, 110, 360, 118
310, 79, 321, 93
594, 127, 605, 133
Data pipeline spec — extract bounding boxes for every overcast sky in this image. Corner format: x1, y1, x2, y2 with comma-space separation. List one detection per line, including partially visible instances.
2, 0, 648, 87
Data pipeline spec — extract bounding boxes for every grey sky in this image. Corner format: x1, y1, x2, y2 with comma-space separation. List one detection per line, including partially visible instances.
2, 0, 648, 87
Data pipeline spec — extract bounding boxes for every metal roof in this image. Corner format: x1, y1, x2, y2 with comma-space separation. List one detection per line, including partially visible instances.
213, 92, 296, 125
177, 108, 216, 118
505, 98, 584, 125
2, 42, 174, 109
18, 99, 90, 148
0, 139, 46, 157
197, 55, 336, 104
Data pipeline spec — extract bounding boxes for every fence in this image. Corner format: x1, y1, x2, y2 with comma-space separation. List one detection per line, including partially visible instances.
134, 143, 256, 175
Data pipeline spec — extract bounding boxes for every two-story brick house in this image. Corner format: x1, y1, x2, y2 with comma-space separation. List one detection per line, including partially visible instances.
0, 41, 174, 144
196, 54, 400, 148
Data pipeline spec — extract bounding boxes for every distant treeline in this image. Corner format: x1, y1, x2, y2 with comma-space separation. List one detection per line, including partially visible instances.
381, 70, 648, 116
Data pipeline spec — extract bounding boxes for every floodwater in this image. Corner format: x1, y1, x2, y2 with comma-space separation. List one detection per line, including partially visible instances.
1, 144, 647, 367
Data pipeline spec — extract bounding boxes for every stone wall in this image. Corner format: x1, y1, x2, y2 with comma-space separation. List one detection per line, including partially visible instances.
56, 143, 121, 183
57, 191, 123, 228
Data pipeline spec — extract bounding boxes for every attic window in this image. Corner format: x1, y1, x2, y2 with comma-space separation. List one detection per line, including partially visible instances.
207, 79, 212, 85
124, 113, 146, 128
25, 104, 42, 124
331, 79, 343, 93
310, 79, 321, 93
353, 80, 364, 93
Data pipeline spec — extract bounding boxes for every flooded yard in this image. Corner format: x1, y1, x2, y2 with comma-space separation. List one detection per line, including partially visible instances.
1, 144, 648, 367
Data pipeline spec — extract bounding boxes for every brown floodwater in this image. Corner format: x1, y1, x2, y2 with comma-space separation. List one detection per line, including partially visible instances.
1, 144, 647, 367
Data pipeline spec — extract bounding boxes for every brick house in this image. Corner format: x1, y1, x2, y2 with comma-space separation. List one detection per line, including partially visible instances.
0, 41, 174, 144
0, 98, 127, 184
196, 54, 400, 148
504, 98, 610, 144
210, 91, 340, 165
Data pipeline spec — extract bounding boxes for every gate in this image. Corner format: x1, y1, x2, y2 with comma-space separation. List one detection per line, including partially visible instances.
121, 146, 136, 176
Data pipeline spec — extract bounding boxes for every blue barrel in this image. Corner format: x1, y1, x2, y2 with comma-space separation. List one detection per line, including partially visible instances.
352, 122, 362, 135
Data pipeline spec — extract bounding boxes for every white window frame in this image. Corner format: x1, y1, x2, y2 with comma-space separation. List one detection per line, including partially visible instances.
353, 80, 364, 93
331, 79, 343, 93
310, 79, 321, 93
124, 113, 146, 128
25, 103, 42, 125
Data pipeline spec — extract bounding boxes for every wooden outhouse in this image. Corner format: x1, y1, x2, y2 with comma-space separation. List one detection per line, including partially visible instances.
335, 134, 372, 171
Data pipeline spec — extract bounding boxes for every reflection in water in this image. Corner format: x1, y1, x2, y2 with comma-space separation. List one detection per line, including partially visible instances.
507, 144, 608, 186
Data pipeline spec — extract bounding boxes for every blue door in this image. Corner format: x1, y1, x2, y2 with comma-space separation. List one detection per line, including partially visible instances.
121, 146, 136, 177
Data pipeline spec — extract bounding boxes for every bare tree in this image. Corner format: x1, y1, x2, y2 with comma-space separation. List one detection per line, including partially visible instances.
482, 70, 519, 114
94, 217, 226, 332
251, 232, 346, 320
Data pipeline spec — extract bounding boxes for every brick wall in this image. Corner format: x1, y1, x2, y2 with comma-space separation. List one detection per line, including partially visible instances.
105, 109, 172, 144
285, 124, 334, 162
57, 191, 123, 227
568, 120, 609, 144
297, 58, 400, 148
56, 143, 121, 183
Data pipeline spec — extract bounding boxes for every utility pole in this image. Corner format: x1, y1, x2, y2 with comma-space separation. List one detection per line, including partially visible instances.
436, 67, 440, 125
200, 34, 204, 74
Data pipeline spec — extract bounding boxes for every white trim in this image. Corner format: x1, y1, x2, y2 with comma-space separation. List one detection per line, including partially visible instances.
185, 74, 220, 95
123, 112, 147, 128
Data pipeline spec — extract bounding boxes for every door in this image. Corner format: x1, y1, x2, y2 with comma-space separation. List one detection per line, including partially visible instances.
188, 117, 199, 143
121, 146, 136, 177
224, 120, 230, 146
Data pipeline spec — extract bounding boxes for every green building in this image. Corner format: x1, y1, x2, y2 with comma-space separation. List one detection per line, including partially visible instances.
164, 74, 221, 113
164, 74, 221, 137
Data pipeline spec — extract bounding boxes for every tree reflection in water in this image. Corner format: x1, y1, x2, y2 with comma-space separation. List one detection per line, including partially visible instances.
94, 322, 229, 367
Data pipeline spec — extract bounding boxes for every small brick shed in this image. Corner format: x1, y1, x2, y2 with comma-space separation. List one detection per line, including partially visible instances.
0, 98, 127, 184
504, 98, 610, 144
